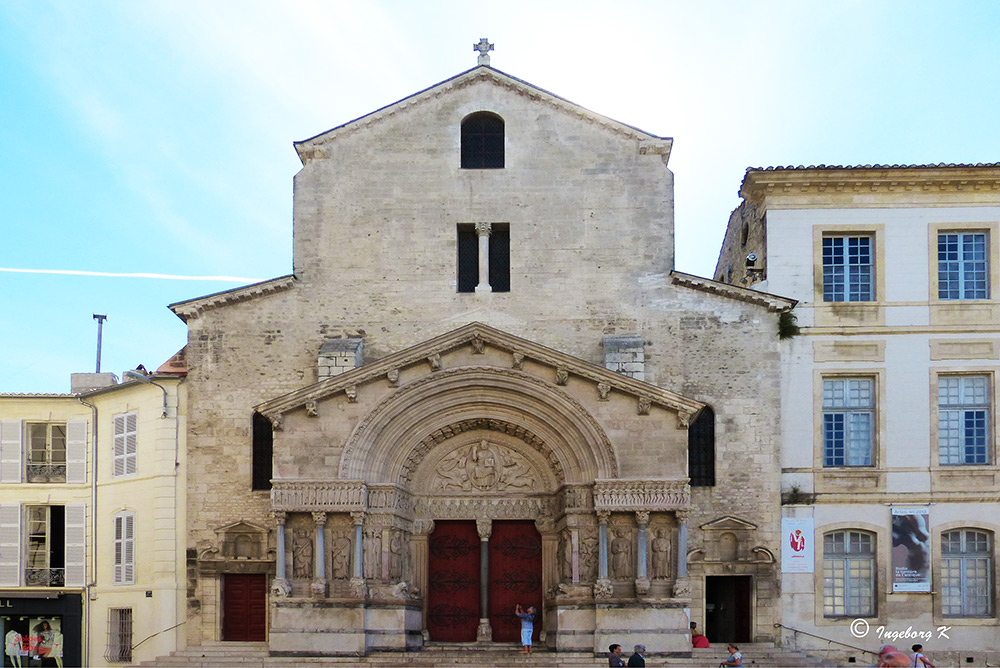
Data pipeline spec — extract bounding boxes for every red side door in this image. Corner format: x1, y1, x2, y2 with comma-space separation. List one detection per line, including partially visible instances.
488, 520, 542, 643
222, 573, 267, 641
426, 520, 481, 641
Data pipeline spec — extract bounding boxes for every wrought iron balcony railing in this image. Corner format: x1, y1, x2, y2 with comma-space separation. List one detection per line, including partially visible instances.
25, 568, 65, 587
26, 463, 67, 483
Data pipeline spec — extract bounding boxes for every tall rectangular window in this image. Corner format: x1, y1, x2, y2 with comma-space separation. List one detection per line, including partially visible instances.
939, 375, 990, 465
27, 423, 66, 483
106, 608, 133, 663
824, 530, 876, 617
823, 236, 873, 302
939, 232, 988, 299
113, 512, 135, 585
25, 505, 65, 587
942, 530, 992, 617
113, 412, 137, 477
457, 223, 510, 293
823, 378, 874, 466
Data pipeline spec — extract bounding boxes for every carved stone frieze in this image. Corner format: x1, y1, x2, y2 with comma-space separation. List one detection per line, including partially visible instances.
561, 485, 593, 512
415, 496, 556, 520
593, 479, 690, 512
271, 480, 367, 512
366, 485, 415, 515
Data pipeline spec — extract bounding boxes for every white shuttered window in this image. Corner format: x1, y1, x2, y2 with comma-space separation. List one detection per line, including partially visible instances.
64, 503, 86, 587
113, 413, 137, 477
65, 420, 87, 484
0, 420, 23, 483
114, 511, 135, 585
0, 504, 21, 586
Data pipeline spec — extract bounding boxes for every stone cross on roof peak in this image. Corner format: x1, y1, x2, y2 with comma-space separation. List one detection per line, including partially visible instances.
474, 38, 494, 66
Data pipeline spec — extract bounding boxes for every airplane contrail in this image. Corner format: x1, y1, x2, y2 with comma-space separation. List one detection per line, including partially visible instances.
0, 267, 264, 283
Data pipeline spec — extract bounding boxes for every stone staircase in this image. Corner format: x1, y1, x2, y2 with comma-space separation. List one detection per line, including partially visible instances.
138, 641, 840, 667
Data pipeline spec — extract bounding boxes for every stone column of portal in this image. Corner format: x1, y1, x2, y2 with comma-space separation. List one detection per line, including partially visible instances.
411, 520, 434, 633
311, 512, 328, 598
271, 512, 290, 597
476, 519, 493, 641
349, 511, 366, 599
475, 222, 492, 293
673, 509, 691, 598
594, 511, 612, 599
635, 511, 650, 596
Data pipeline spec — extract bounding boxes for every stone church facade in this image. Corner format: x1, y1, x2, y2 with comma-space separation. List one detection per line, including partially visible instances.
169, 60, 793, 656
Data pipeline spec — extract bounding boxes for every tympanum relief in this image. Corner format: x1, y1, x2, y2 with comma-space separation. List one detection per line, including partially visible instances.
434, 439, 536, 492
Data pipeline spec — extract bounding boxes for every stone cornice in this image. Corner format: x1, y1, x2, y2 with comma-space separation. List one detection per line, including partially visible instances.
294, 66, 671, 164
592, 478, 691, 511
670, 271, 796, 313
168, 275, 296, 321
740, 165, 1000, 207
256, 322, 704, 422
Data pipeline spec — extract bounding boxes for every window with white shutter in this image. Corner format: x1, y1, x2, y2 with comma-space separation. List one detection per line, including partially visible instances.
64, 503, 86, 587
0, 503, 21, 586
0, 420, 22, 484
113, 413, 137, 477
65, 419, 87, 484
113, 511, 135, 585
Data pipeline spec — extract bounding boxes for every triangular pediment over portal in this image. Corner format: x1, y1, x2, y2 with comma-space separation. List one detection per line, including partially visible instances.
257, 323, 703, 489
293, 66, 672, 164
699, 516, 758, 531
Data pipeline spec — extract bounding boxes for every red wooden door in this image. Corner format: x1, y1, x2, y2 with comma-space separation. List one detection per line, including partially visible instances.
222, 574, 267, 641
427, 521, 480, 641
488, 520, 542, 643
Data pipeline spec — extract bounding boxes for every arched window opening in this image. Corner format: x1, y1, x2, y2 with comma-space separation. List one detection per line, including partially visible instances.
461, 112, 504, 169
942, 529, 993, 617
823, 530, 876, 617
688, 406, 715, 486
251, 412, 273, 491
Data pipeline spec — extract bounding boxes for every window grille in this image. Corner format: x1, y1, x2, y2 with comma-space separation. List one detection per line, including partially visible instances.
822, 236, 873, 302
688, 406, 716, 486
106, 607, 133, 663
939, 232, 988, 299
461, 112, 504, 169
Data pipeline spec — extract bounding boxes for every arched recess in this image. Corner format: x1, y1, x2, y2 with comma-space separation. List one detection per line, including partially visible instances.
338, 366, 618, 485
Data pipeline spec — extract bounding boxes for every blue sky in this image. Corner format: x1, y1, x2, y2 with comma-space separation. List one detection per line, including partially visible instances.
2, 1, 999, 392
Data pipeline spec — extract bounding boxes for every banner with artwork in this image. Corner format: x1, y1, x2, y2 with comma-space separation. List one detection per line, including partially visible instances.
891, 506, 930, 592
781, 517, 814, 573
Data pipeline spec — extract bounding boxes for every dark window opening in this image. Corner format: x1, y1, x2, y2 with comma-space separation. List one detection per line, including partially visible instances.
489, 224, 510, 292
457, 224, 510, 293
461, 112, 504, 169
688, 406, 715, 486
251, 412, 273, 491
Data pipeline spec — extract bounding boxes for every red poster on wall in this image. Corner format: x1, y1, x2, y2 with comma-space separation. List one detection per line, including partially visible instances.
426, 521, 480, 641
488, 520, 542, 643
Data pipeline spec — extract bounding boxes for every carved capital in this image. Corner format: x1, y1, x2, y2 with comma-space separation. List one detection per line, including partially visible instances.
637, 396, 652, 416
534, 517, 556, 534
675, 509, 691, 524
555, 367, 569, 385
350, 511, 366, 526
635, 510, 650, 526
305, 401, 318, 417
312, 512, 328, 526
476, 519, 493, 541
412, 519, 435, 536
678, 410, 692, 429
272, 511, 287, 525
593, 578, 613, 599
269, 414, 283, 431
596, 510, 611, 524
387, 368, 400, 387
475, 221, 492, 237
270, 578, 291, 598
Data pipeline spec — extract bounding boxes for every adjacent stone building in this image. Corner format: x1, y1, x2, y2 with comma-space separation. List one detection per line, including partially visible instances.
718, 164, 1000, 665
169, 56, 793, 656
